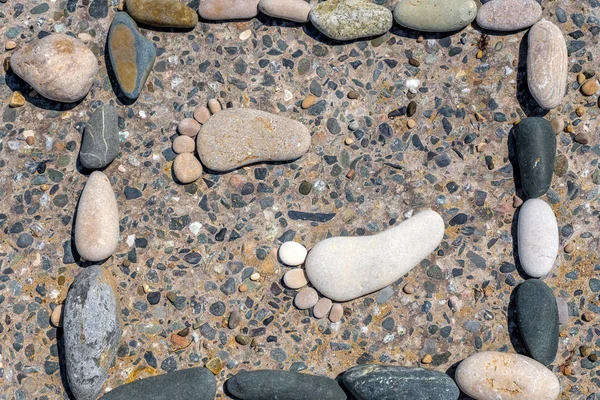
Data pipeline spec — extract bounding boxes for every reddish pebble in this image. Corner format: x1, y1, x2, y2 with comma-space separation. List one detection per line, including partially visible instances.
313, 298, 332, 319
329, 303, 343, 322
178, 118, 201, 137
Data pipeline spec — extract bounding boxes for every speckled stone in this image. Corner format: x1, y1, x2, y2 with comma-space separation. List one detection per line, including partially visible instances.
393, 0, 477, 33
196, 108, 311, 172
259, 0, 310, 23
125, 0, 198, 28
476, 0, 542, 31
527, 19, 568, 109
305, 210, 444, 302
199, 0, 260, 20
309, 0, 393, 41
516, 280, 559, 365
515, 117, 556, 198
226, 370, 346, 400
64, 265, 121, 400
75, 171, 119, 262
343, 365, 460, 400
456, 352, 560, 400
100, 368, 216, 399
108, 13, 157, 100
10, 33, 98, 102
79, 105, 120, 169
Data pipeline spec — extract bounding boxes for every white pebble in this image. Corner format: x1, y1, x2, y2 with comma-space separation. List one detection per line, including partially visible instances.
278, 241, 307, 266
239, 30, 252, 40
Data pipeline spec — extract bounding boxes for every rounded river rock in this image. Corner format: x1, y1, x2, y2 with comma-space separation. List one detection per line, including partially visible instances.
125, 0, 198, 28
196, 108, 311, 172
79, 105, 119, 170
476, 0, 542, 31
393, 0, 477, 33
517, 199, 558, 278
305, 209, 444, 302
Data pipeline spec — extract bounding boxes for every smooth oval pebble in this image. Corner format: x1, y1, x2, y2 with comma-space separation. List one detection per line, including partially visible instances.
305, 210, 444, 302
518, 199, 558, 278
259, 0, 310, 22
208, 98, 222, 114
394, 0, 477, 33
79, 105, 120, 170
329, 303, 343, 322
227, 370, 346, 400
294, 287, 319, 309
196, 108, 311, 172
516, 279, 559, 365
278, 241, 307, 266
515, 117, 556, 198
173, 153, 202, 184
581, 79, 599, 96
178, 118, 201, 137
283, 269, 308, 289
528, 19, 568, 109
310, 0, 393, 41
100, 368, 216, 400
125, 0, 198, 28
64, 265, 121, 400
343, 364, 460, 400
172, 135, 196, 154
50, 304, 63, 328
313, 298, 333, 319
194, 106, 211, 124
199, 0, 259, 20
476, 0, 541, 31
75, 171, 119, 262
455, 351, 560, 400
10, 33, 98, 103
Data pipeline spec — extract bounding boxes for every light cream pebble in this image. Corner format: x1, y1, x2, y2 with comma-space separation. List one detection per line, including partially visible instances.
199, 0, 260, 20
173, 153, 203, 184
172, 135, 196, 154
329, 303, 343, 322
259, 0, 311, 23
283, 269, 309, 289
208, 98, 222, 114
50, 304, 63, 327
278, 241, 308, 266
239, 30, 252, 41
294, 287, 319, 309
313, 298, 332, 319
193, 106, 211, 124
178, 118, 201, 137
250, 272, 261, 281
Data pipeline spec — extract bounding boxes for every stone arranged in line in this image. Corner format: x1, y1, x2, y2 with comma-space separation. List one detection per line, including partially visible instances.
199, 0, 260, 20
517, 199, 558, 278
305, 209, 444, 302
172, 135, 195, 154
173, 152, 203, 183
278, 240, 307, 266
310, 0, 393, 41
515, 117, 556, 199
196, 108, 311, 172
342, 365, 460, 400
75, 171, 120, 262
283, 268, 308, 289
79, 105, 120, 170
259, 0, 311, 23
516, 280, 559, 365
527, 19, 568, 110
125, 0, 198, 28
455, 351, 560, 400
10, 33, 97, 103
226, 370, 346, 400
393, 0, 477, 33
108, 12, 157, 100
313, 297, 333, 319
294, 286, 319, 309
100, 368, 216, 399
64, 265, 121, 400
476, 0, 542, 31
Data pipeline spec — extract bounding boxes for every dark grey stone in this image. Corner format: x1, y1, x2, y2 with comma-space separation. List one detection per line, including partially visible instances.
79, 105, 119, 169
516, 279, 559, 365
226, 370, 346, 400
100, 368, 216, 400
64, 265, 121, 400
515, 117, 556, 198
342, 365, 459, 400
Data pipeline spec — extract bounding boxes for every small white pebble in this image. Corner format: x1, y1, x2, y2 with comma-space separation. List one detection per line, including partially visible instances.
284, 90, 293, 102
278, 241, 308, 266
239, 29, 252, 41
189, 222, 202, 235
250, 272, 260, 281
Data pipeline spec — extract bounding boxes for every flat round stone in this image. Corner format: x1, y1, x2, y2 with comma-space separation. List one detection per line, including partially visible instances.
193, 106, 211, 124
173, 153, 202, 184
313, 298, 333, 319
208, 98, 222, 114
283, 269, 308, 289
329, 303, 343, 322
278, 241, 307, 266
476, 0, 542, 31
294, 287, 319, 309
173, 135, 196, 154
178, 118, 201, 137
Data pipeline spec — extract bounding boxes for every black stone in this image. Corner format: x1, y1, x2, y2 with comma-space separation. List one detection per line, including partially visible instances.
79, 105, 120, 169
516, 279, 559, 365
288, 211, 335, 222
342, 365, 459, 400
100, 368, 216, 400
16, 233, 33, 248
88, 0, 108, 19
147, 292, 161, 305
226, 370, 346, 400
515, 117, 556, 198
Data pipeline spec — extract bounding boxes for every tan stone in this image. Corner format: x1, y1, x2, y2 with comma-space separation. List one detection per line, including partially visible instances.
126, 0, 198, 28
313, 298, 332, 319
173, 153, 202, 184
199, 0, 259, 20
581, 79, 599, 96
178, 118, 201, 137
476, 0, 542, 31
329, 303, 343, 322
259, 0, 310, 22
283, 268, 308, 289
172, 135, 196, 154
208, 98, 222, 114
50, 304, 63, 327
9, 91, 25, 108
193, 106, 211, 124
294, 287, 318, 309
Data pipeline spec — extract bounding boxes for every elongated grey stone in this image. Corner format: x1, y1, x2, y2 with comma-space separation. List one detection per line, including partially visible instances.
393, 0, 477, 33
79, 105, 119, 169
476, 0, 542, 31
528, 19, 568, 109
64, 265, 121, 400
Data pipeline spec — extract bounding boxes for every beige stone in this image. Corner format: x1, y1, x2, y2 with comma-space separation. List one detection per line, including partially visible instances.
178, 118, 201, 137
456, 351, 560, 399
313, 298, 332, 319
208, 98, 222, 114
125, 0, 198, 28
294, 287, 318, 309
283, 269, 308, 289
527, 19, 567, 109
199, 0, 259, 20
50, 304, 63, 327
329, 303, 343, 322
194, 106, 211, 124
75, 171, 119, 262
581, 79, 599, 96
196, 108, 311, 172
476, 0, 542, 31
173, 153, 202, 184
259, 0, 311, 23
173, 135, 196, 154
11, 34, 98, 103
